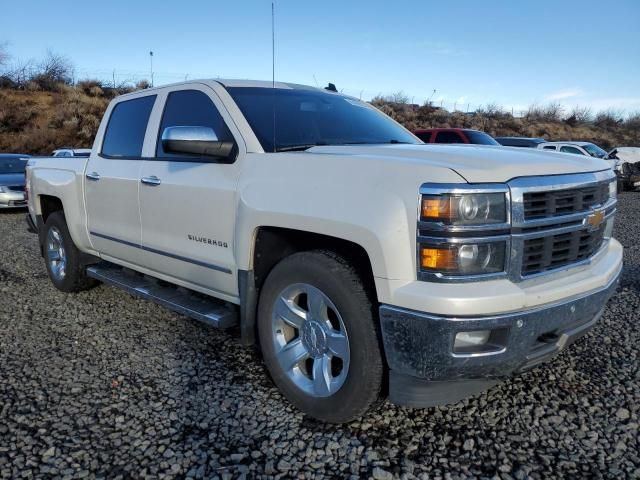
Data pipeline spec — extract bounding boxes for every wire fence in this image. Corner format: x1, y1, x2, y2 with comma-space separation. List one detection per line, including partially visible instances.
69, 68, 530, 116
3, 64, 610, 119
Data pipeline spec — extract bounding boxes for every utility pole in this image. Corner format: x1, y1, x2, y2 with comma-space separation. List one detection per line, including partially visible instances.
112, 69, 115, 89
149, 51, 154, 87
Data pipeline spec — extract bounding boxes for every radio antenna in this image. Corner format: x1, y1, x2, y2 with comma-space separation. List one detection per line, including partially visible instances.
271, 1, 276, 152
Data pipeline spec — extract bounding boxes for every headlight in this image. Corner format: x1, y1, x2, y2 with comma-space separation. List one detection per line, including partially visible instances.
418, 184, 510, 281
421, 192, 507, 226
609, 179, 617, 200
420, 241, 506, 276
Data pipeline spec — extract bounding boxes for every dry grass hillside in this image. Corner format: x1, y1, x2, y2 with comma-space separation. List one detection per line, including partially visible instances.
0, 83, 638, 155
373, 98, 640, 150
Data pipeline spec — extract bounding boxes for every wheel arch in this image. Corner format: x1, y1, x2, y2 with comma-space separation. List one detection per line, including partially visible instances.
238, 226, 378, 346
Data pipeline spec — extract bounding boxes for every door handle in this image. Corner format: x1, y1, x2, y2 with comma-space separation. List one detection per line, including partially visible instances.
141, 176, 161, 186
85, 172, 100, 181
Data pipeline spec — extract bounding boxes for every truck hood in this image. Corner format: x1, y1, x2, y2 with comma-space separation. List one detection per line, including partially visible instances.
307, 144, 611, 183
0, 173, 25, 186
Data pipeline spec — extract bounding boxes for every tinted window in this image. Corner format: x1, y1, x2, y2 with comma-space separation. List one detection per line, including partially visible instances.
543, 146, 557, 150
227, 87, 418, 152
102, 95, 156, 157
560, 146, 584, 155
434, 131, 464, 144
156, 90, 234, 157
496, 138, 545, 148
0, 157, 27, 174
415, 131, 433, 143
464, 130, 500, 145
582, 143, 607, 158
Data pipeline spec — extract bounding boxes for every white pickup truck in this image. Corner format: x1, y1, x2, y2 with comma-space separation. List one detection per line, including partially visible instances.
26, 80, 623, 423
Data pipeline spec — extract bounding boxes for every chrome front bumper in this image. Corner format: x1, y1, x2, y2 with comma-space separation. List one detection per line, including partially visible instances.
0, 191, 27, 208
380, 265, 621, 407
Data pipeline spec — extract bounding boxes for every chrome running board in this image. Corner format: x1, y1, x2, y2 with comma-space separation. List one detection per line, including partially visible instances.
86, 262, 237, 329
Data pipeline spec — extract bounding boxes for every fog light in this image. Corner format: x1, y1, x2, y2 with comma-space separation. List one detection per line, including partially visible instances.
454, 330, 490, 349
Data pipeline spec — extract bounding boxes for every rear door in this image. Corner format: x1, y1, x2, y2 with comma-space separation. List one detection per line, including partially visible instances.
138, 85, 243, 297
85, 94, 156, 266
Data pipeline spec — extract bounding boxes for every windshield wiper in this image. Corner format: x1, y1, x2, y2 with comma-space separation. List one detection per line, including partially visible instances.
276, 143, 327, 152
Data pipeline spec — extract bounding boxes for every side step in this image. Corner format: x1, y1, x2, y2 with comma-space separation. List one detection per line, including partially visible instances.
86, 262, 237, 329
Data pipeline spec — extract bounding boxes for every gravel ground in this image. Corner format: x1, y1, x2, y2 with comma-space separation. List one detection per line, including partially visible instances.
0, 194, 638, 480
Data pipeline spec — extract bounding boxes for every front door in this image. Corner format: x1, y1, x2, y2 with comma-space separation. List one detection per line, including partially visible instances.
138, 86, 241, 297
85, 94, 156, 266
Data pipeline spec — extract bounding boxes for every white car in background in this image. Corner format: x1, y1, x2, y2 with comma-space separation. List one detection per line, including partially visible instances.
52, 148, 92, 158
609, 147, 640, 191
609, 146, 640, 165
537, 141, 617, 170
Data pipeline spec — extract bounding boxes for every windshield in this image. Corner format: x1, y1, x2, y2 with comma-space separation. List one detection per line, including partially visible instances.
0, 157, 27, 174
582, 143, 607, 158
226, 87, 418, 152
464, 130, 500, 145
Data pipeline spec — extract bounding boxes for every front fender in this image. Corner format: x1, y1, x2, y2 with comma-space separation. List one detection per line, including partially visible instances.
234, 153, 466, 282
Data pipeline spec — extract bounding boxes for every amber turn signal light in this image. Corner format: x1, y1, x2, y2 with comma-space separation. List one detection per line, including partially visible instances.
421, 197, 452, 221
420, 246, 458, 271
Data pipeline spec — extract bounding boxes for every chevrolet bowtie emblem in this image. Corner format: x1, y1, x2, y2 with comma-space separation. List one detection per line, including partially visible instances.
585, 210, 605, 230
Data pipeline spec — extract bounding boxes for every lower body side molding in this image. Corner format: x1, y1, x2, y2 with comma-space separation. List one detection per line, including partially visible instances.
86, 262, 237, 328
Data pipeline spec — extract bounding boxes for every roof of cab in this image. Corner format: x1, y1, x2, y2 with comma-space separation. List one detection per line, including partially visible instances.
539, 141, 593, 146
116, 79, 325, 99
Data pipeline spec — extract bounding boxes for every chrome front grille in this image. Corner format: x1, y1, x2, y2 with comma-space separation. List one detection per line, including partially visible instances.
521, 225, 606, 275
523, 183, 609, 220
510, 170, 616, 281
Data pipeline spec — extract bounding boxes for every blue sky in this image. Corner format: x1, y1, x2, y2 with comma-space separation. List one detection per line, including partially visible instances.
2, 0, 639, 113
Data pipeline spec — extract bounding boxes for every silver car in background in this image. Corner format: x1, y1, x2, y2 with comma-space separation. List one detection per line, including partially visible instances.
0, 154, 30, 209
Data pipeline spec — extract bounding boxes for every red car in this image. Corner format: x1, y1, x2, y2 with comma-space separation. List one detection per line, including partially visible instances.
414, 128, 499, 145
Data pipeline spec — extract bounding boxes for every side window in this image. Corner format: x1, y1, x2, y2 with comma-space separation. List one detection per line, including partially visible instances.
415, 132, 432, 143
560, 146, 584, 155
434, 131, 464, 144
543, 146, 557, 150
156, 89, 233, 158
102, 95, 156, 158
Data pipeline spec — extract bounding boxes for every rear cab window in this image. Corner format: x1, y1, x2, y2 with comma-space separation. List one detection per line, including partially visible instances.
464, 130, 500, 145
560, 146, 584, 155
101, 95, 157, 158
434, 131, 464, 144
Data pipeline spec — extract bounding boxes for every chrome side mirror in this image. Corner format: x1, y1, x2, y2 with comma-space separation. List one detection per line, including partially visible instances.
161, 126, 235, 160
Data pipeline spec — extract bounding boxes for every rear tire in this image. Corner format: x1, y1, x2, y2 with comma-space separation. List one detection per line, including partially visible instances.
257, 250, 383, 423
43, 211, 96, 293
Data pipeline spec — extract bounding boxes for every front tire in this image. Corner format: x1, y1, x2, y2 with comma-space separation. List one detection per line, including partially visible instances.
257, 250, 383, 423
43, 211, 96, 293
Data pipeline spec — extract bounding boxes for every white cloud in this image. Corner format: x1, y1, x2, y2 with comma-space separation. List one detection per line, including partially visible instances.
580, 97, 640, 112
544, 88, 584, 101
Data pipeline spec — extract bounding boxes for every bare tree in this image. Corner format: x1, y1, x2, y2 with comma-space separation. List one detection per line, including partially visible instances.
569, 105, 592, 123
32, 50, 74, 90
